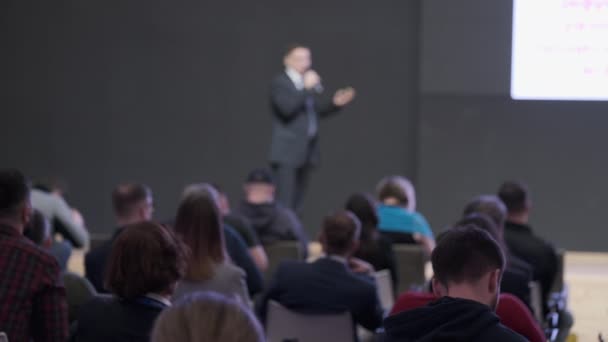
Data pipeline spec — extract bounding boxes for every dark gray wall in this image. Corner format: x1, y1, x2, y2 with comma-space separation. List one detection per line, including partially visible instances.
418, 0, 608, 251
1, 1, 420, 237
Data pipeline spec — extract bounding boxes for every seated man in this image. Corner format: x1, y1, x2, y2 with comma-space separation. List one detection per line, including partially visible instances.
258, 211, 383, 333
0, 169, 68, 341
235, 168, 308, 256
384, 225, 526, 341
85, 183, 154, 292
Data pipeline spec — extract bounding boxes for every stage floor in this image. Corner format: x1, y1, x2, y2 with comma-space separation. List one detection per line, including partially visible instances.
68, 249, 608, 339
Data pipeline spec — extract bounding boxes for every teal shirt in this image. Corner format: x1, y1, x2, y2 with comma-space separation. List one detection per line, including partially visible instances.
377, 204, 434, 238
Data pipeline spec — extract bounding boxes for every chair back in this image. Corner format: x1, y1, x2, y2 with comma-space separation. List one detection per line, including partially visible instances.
374, 270, 395, 312
529, 281, 543, 322
0, 332, 8, 342
264, 241, 303, 283
266, 301, 354, 342
393, 244, 427, 294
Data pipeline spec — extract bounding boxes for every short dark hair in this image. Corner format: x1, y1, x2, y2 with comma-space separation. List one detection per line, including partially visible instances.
498, 181, 529, 213
345, 193, 379, 239
24, 210, 50, 245
0, 168, 30, 219
105, 221, 187, 299
456, 213, 499, 241
112, 183, 152, 218
462, 195, 507, 229
322, 210, 361, 255
376, 176, 413, 206
432, 225, 505, 287
284, 43, 309, 57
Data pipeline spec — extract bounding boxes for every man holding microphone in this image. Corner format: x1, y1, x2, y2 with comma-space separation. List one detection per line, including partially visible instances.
268, 44, 356, 212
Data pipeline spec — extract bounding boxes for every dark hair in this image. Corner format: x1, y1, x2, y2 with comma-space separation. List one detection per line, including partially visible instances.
376, 175, 414, 208
284, 43, 309, 57
432, 225, 505, 287
105, 221, 187, 299
24, 210, 50, 245
345, 193, 379, 240
462, 195, 507, 229
175, 184, 226, 281
0, 168, 30, 219
322, 210, 361, 255
498, 181, 529, 214
112, 183, 152, 218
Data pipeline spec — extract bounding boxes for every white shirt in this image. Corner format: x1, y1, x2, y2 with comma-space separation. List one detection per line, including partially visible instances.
145, 293, 172, 307
286, 67, 304, 90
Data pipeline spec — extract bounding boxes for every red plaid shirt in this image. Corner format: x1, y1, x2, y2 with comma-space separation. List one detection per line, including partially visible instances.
0, 224, 68, 342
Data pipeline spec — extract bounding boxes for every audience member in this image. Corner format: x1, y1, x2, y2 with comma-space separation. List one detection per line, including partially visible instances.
85, 183, 153, 292
152, 292, 264, 342
31, 179, 89, 270
498, 181, 559, 303
458, 209, 532, 308
345, 192, 398, 289
383, 226, 526, 341
75, 221, 186, 342
375, 175, 435, 255
0, 169, 68, 342
215, 184, 269, 271
235, 168, 308, 256
24, 210, 97, 324
258, 210, 383, 333
390, 291, 545, 342
173, 183, 250, 304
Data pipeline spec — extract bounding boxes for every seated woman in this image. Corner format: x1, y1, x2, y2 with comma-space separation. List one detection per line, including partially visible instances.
152, 292, 264, 342
345, 192, 398, 289
173, 183, 250, 304
75, 221, 186, 342
375, 176, 435, 255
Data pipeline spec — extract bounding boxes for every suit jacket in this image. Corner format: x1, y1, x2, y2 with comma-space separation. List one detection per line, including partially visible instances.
269, 72, 340, 167
84, 228, 123, 293
75, 295, 167, 342
258, 257, 383, 332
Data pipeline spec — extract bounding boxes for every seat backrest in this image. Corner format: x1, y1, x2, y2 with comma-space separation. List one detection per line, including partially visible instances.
550, 249, 565, 293
263, 241, 303, 283
266, 301, 354, 342
393, 244, 427, 294
529, 281, 543, 322
0, 332, 8, 342
374, 270, 395, 312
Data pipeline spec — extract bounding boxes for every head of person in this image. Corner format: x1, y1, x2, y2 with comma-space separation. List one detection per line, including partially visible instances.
151, 292, 264, 342
376, 175, 416, 211
24, 209, 52, 248
319, 210, 361, 257
112, 183, 153, 226
431, 225, 506, 310
176, 183, 227, 281
283, 43, 311, 74
345, 193, 379, 241
0, 169, 32, 232
462, 195, 507, 234
497, 181, 531, 223
243, 168, 276, 204
104, 221, 186, 299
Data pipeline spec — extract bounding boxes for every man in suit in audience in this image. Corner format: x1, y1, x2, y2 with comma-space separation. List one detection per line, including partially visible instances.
0, 169, 68, 342
85, 183, 154, 292
384, 226, 527, 341
269, 44, 355, 211
498, 181, 559, 305
258, 211, 383, 333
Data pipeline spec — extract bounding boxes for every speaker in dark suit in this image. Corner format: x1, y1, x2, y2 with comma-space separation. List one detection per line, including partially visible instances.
269, 44, 355, 211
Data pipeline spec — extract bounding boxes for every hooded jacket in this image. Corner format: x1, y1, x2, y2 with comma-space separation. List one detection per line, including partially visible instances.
383, 297, 528, 342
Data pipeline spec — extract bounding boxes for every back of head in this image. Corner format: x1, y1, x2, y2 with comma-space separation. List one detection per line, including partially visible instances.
432, 225, 505, 307
462, 195, 507, 230
0, 168, 31, 228
151, 292, 264, 342
345, 193, 378, 240
320, 210, 361, 256
105, 221, 186, 299
176, 183, 226, 281
24, 209, 51, 246
456, 213, 500, 242
497, 181, 529, 214
376, 175, 416, 211
112, 183, 152, 221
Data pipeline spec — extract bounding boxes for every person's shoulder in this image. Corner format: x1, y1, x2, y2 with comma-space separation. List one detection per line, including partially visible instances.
8, 236, 59, 267
271, 72, 289, 84
480, 322, 528, 342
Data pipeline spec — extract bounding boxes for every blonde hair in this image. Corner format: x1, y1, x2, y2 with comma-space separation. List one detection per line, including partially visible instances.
151, 292, 264, 342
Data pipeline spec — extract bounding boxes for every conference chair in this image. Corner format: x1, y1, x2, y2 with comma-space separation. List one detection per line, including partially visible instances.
529, 281, 543, 322
263, 241, 304, 284
393, 244, 427, 294
373, 270, 395, 313
266, 300, 354, 342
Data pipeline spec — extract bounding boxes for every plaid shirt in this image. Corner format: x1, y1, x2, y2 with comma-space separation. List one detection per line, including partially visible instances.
0, 224, 68, 342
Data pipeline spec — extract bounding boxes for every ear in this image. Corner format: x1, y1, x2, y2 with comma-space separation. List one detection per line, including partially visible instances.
432, 278, 446, 298
488, 269, 501, 295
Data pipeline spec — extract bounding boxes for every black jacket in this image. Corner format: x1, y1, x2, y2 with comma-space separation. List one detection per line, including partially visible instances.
383, 297, 527, 342
84, 228, 123, 293
268, 72, 339, 167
